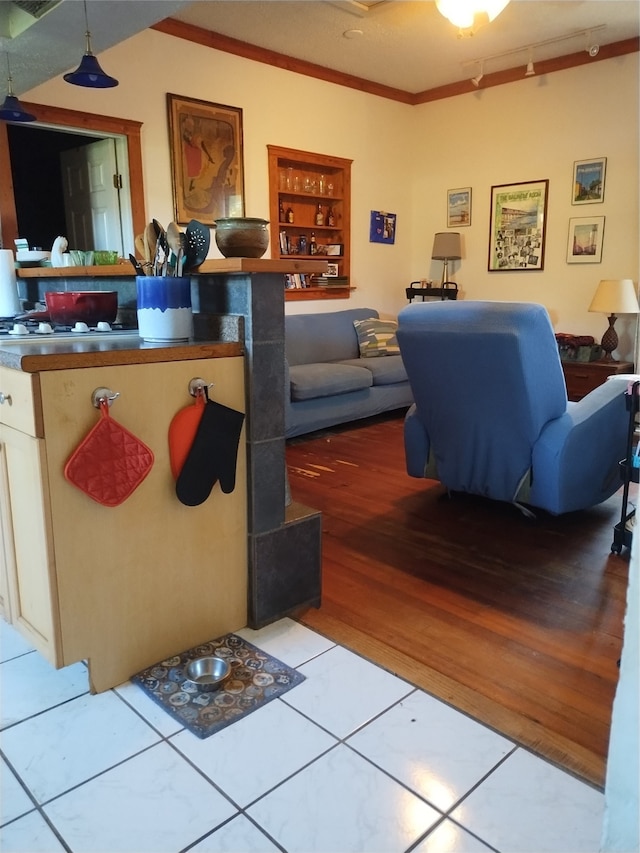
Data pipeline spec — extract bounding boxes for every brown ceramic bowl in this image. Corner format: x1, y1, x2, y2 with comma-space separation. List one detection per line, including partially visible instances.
214, 218, 269, 259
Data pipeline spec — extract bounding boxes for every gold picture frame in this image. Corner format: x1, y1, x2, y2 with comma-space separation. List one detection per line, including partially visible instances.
167, 93, 245, 225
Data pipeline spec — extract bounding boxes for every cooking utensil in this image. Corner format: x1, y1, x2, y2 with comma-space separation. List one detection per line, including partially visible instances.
166, 222, 183, 276
145, 222, 157, 263
185, 219, 210, 272
134, 234, 147, 261
43, 291, 118, 326
129, 254, 146, 276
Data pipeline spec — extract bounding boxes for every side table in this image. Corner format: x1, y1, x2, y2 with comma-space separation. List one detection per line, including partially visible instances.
561, 360, 634, 402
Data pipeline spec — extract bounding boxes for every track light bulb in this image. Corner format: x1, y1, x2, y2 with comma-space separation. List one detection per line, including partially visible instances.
588, 43, 600, 57
471, 61, 484, 87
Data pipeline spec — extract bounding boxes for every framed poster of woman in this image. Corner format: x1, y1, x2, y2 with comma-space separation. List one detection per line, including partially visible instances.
167, 94, 245, 225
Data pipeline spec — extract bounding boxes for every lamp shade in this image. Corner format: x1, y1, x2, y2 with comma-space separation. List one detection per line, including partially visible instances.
63, 52, 118, 88
0, 93, 35, 122
436, 0, 510, 29
588, 279, 639, 315
432, 232, 462, 261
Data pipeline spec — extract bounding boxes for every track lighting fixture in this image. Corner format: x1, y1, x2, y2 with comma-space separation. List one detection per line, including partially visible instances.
64, 0, 118, 88
0, 52, 35, 122
585, 32, 600, 56
525, 50, 535, 77
471, 60, 484, 87
462, 24, 605, 88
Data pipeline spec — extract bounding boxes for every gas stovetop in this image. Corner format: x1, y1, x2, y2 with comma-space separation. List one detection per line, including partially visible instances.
0, 317, 139, 344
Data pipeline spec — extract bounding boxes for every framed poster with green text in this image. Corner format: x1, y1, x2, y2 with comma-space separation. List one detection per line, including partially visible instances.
488, 179, 548, 271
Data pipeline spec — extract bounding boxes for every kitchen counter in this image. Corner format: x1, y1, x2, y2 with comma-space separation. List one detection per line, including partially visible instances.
0, 333, 243, 373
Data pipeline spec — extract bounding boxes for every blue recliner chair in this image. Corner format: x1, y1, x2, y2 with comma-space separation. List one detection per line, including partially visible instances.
396, 300, 629, 515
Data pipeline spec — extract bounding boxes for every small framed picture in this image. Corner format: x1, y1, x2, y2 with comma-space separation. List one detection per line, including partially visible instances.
566, 216, 605, 263
369, 211, 396, 244
447, 187, 471, 227
327, 244, 343, 256
325, 263, 339, 277
572, 158, 606, 205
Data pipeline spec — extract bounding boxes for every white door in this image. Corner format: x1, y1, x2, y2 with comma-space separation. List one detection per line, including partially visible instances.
60, 139, 124, 254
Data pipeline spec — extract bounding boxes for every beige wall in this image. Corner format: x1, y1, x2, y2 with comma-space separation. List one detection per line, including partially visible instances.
24, 30, 639, 357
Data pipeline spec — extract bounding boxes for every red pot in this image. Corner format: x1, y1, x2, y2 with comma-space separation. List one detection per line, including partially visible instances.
44, 291, 118, 326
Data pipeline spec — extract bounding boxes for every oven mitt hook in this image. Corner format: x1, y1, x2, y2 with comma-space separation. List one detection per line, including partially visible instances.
175, 390, 245, 506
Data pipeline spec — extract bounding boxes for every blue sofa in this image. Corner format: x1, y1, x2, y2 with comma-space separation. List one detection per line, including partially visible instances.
285, 307, 413, 438
397, 300, 629, 515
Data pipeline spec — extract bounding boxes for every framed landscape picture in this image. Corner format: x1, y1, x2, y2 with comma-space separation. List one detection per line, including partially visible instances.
167, 93, 245, 225
572, 157, 606, 205
488, 179, 548, 271
447, 187, 471, 227
566, 216, 605, 263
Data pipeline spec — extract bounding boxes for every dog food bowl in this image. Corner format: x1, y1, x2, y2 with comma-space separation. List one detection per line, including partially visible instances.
185, 656, 231, 691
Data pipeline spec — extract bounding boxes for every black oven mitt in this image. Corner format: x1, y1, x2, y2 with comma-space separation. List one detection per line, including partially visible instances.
175, 397, 245, 506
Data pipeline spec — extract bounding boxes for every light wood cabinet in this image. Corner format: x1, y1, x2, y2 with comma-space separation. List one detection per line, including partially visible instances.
0, 356, 248, 692
268, 145, 352, 301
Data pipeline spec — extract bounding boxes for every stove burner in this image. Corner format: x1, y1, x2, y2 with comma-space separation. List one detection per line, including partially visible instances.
0, 317, 125, 337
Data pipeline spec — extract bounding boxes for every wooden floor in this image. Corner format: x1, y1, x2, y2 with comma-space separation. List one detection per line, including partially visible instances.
287, 412, 631, 790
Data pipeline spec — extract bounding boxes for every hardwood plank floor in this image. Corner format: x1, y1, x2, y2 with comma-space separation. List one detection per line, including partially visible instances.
287, 412, 631, 789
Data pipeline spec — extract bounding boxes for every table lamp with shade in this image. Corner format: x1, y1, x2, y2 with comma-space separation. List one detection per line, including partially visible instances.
432, 232, 462, 286
588, 278, 640, 362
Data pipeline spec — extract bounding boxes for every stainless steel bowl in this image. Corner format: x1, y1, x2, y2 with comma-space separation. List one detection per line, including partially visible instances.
185, 656, 231, 691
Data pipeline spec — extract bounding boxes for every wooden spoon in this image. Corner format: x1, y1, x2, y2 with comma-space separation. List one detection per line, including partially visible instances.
166, 222, 183, 276
145, 222, 157, 264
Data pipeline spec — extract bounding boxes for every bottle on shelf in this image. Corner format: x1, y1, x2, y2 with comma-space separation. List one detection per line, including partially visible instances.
327, 206, 335, 227
279, 199, 286, 223
286, 206, 294, 224
315, 204, 324, 226
310, 232, 317, 255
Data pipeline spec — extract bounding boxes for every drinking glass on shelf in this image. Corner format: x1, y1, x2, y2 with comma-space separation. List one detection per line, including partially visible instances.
285, 167, 293, 190
293, 172, 301, 192
319, 174, 326, 195
303, 176, 312, 193
327, 182, 334, 197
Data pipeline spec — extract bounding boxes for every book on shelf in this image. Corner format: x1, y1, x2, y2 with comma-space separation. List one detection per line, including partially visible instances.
311, 275, 349, 287
285, 273, 312, 289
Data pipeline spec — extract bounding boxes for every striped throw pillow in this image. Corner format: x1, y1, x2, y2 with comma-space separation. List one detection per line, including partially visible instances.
353, 318, 400, 358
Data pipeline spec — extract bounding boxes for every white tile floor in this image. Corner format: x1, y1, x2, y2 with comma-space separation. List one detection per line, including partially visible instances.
1, 617, 604, 853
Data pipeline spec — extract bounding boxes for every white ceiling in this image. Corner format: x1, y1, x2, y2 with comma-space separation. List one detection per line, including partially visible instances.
3, 0, 640, 98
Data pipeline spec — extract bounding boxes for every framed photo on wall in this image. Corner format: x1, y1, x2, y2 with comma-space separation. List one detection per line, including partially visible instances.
488, 179, 549, 271
447, 187, 471, 227
167, 93, 245, 225
572, 157, 606, 205
566, 216, 605, 263
369, 211, 396, 244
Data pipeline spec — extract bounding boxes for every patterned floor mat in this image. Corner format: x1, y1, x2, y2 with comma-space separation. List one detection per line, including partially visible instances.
132, 633, 305, 738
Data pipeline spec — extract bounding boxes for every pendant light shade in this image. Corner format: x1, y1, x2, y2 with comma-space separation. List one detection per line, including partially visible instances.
63, 0, 118, 88
0, 54, 35, 122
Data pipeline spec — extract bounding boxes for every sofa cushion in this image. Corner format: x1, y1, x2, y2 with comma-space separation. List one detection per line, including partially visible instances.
289, 362, 373, 401
337, 355, 408, 386
353, 317, 400, 357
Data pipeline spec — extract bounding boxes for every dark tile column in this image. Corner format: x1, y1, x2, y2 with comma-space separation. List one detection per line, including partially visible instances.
195, 272, 321, 627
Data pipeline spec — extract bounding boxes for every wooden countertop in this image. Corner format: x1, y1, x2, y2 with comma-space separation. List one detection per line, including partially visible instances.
0, 334, 243, 373
16, 258, 329, 278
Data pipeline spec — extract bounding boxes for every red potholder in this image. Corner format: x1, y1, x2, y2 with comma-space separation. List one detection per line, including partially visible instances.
64, 401, 154, 506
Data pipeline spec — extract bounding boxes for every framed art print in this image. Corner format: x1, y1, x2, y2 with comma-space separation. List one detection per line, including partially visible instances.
167, 93, 245, 225
447, 187, 471, 227
488, 179, 548, 271
572, 158, 606, 205
369, 211, 396, 244
566, 216, 605, 263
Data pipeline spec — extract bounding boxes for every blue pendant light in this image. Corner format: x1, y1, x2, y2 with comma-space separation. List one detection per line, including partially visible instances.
0, 53, 35, 122
63, 0, 118, 88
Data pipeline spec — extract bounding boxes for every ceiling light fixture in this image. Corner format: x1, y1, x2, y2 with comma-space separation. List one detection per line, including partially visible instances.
471, 60, 484, 87
436, 0, 510, 35
525, 49, 535, 77
63, 0, 118, 88
0, 51, 35, 122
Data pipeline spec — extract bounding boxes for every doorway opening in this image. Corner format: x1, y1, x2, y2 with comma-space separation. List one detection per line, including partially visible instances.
7, 123, 133, 257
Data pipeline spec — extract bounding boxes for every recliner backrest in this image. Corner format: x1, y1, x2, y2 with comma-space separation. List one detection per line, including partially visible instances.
397, 301, 568, 502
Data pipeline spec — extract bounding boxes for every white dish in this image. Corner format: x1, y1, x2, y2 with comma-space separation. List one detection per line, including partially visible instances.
16, 250, 50, 264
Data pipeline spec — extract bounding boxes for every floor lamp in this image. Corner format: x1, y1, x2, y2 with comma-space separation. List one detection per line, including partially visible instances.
432, 232, 462, 286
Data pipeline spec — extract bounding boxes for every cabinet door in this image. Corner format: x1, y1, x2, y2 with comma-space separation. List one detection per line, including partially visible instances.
0, 425, 61, 663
